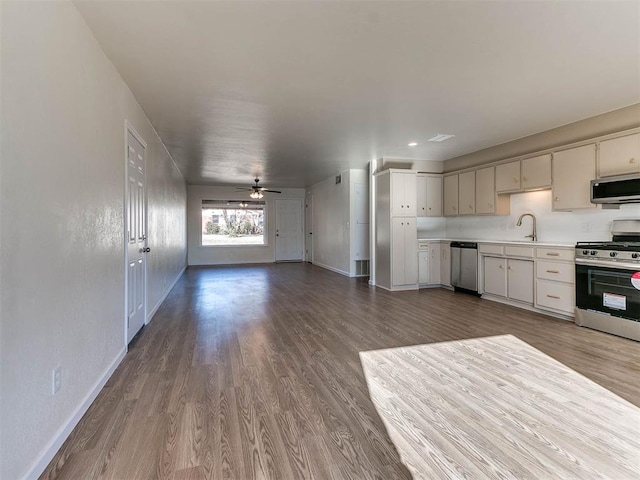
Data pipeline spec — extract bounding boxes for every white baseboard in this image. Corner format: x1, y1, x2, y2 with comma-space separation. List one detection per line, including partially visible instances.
24, 348, 126, 480
147, 265, 186, 324
312, 261, 350, 277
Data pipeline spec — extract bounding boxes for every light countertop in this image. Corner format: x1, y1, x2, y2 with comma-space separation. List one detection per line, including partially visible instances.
417, 238, 575, 248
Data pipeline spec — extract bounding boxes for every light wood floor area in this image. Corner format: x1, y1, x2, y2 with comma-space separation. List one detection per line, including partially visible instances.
42, 263, 640, 480
361, 335, 640, 479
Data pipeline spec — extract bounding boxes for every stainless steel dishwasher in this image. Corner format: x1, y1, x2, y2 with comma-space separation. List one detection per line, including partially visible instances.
450, 242, 478, 294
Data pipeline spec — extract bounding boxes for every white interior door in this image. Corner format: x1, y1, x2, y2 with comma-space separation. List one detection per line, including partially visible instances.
305, 194, 313, 263
275, 199, 303, 262
126, 127, 147, 343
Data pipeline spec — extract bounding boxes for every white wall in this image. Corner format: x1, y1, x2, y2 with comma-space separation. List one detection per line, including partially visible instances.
309, 169, 369, 276
187, 185, 305, 265
0, 2, 187, 479
310, 172, 351, 274
446, 190, 640, 243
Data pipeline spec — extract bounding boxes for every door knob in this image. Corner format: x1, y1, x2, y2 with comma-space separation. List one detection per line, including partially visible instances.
144, 247, 151, 253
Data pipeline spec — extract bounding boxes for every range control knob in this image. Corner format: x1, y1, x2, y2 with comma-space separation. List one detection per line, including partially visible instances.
590, 250, 598, 256
632, 253, 640, 259
582, 250, 589, 255
609, 251, 618, 257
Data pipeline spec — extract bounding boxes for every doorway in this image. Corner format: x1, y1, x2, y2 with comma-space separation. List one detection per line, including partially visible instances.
275, 198, 304, 262
305, 193, 313, 263
125, 124, 148, 344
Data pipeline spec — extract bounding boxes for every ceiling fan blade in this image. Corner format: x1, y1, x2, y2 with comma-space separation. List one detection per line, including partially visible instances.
235, 187, 253, 191
263, 189, 282, 193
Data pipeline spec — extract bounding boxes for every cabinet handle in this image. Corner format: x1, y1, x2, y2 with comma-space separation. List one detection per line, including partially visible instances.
546, 252, 560, 256
453, 206, 457, 211
468, 204, 473, 209
523, 176, 528, 181
555, 196, 560, 201
546, 269, 560, 274
499, 265, 504, 269
428, 207, 431, 210
507, 266, 512, 270
407, 205, 410, 208
631, 158, 636, 163
422, 207, 425, 210
513, 177, 518, 183
546, 294, 561, 299
401, 205, 404, 208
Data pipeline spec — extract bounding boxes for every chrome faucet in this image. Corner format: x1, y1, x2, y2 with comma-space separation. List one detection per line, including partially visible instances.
516, 213, 537, 242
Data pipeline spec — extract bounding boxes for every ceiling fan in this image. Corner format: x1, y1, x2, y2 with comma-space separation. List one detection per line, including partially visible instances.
236, 178, 281, 199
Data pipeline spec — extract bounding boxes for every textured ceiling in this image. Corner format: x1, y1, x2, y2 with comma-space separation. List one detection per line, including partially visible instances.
75, 0, 640, 187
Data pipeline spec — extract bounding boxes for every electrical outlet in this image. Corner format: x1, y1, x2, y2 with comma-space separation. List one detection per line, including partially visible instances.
52, 366, 62, 395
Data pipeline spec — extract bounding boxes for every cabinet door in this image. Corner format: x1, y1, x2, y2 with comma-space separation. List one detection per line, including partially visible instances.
440, 244, 451, 286
391, 218, 406, 285
426, 175, 443, 217
418, 251, 429, 284
507, 259, 534, 304
403, 219, 418, 285
475, 166, 495, 214
429, 243, 441, 284
416, 174, 427, 217
599, 133, 640, 177
443, 175, 459, 216
483, 257, 507, 297
496, 161, 521, 192
522, 154, 551, 190
458, 171, 476, 215
404, 173, 417, 216
552, 144, 597, 210
391, 173, 407, 216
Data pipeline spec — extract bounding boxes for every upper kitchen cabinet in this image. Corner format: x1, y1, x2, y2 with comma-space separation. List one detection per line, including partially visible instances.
417, 174, 443, 217
391, 171, 417, 216
475, 166, 510, 215
443, 174, 459, 216
458, 171, 476, 215
552, 143, 597, 210
598, 133, 640, 177
496, 161, 521, 193
521, 154, 552, 190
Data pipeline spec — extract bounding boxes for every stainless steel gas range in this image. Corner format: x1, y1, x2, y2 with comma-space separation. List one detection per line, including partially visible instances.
575, 220, 640, 341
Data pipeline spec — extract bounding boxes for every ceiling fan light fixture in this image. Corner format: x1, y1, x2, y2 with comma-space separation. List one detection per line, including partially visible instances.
250, 191, 263, 199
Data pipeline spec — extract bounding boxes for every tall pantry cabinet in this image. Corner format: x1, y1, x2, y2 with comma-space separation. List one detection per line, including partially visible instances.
375, 170, 418, 291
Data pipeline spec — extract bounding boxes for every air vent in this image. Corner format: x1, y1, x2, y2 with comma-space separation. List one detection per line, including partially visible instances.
427, 134, 455, 142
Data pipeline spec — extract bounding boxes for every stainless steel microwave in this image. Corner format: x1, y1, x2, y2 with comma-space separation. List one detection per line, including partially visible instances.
591, 174, 640, 204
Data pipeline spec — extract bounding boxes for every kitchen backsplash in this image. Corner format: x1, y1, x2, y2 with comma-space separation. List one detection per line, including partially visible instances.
417, 190, 640, 243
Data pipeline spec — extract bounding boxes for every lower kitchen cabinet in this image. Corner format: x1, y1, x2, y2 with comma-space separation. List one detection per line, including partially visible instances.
391, 217, 418, 287
418, 242, 443, 287
440, 243, 451, 287
483, 256, 533, 305
418, 250, 430, 285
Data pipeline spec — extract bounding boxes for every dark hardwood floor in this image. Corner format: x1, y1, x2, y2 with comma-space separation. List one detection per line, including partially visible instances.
41, 263, 640, 479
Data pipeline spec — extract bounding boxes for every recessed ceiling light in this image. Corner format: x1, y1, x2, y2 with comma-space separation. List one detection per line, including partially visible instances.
408, 142, 418, 147
427, 134, 455, 142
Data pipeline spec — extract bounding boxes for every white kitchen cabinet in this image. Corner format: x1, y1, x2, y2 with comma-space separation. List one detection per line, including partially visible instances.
391, 217, 417, 286
483, 255, 533, 305
474, 166, 509, 215
522, 154, 552, 190
440, 243, 451, 287
496, 161, 521, 193
507, 259, 534, 304
375, 169, 419, 291
417, 174, 443, 217
598, 133, 640, 177
429, 243, 441, 285
552, 144, 597, 210
534, 246, 575, 316
458, 171, 476, 215
475, 167, 495, 215
443, 175, 459, 216
391, 171, 417, 216
418, 250, 430, 285
484, 257, 507, 297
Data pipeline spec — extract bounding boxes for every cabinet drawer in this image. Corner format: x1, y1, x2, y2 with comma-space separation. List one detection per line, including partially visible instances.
479, 244, 504, 255
536, 260, 575, 284
536, 280, 575, 315
536, 248, 574, 262
505, 246, 534, 258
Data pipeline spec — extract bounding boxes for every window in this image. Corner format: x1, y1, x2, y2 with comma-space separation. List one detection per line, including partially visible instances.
201, 200, 266, 246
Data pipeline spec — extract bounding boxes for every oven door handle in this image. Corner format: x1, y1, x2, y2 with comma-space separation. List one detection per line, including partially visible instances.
575, 258, 640, 271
